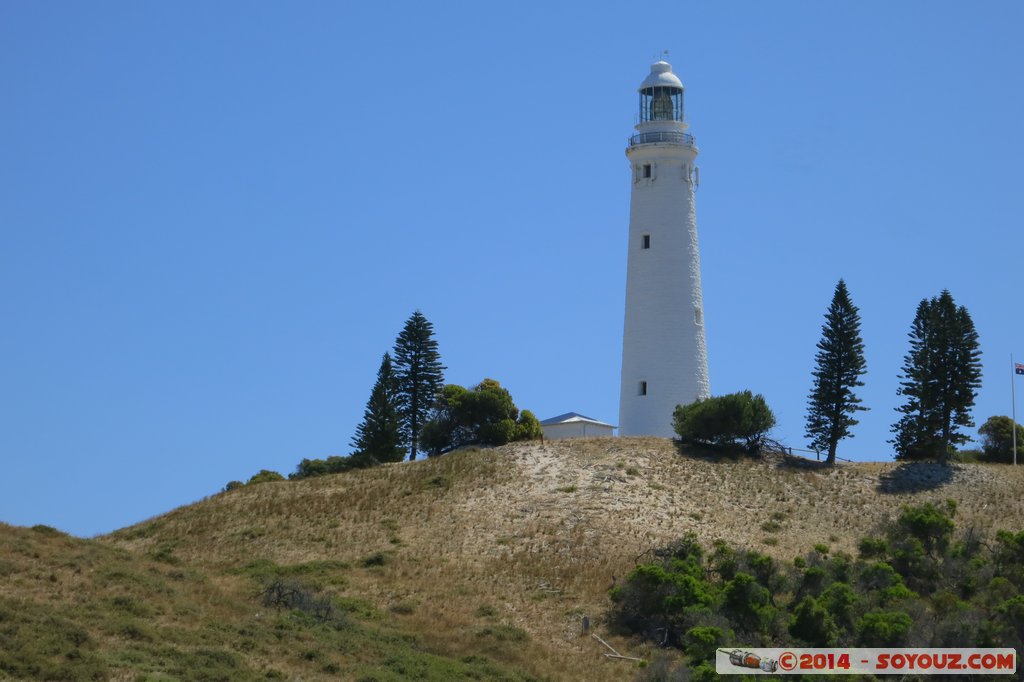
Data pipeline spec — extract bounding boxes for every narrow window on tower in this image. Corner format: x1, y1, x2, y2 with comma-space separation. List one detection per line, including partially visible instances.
643, 164, 652, 178
695, 307, 703, 325
638, 380, 648, 396
641, 234, 651, 249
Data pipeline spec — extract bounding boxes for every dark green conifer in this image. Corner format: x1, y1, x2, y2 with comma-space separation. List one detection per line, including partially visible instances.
891, 290, 982, 461
804, 279, 868, 464
350, 352, 405, 465
392, 311, 446, 461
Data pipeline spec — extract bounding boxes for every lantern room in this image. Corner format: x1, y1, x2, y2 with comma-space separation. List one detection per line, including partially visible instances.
638, 61, 684, 123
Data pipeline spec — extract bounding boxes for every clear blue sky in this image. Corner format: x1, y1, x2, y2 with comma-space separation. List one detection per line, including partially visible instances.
2, 2, 1022, 537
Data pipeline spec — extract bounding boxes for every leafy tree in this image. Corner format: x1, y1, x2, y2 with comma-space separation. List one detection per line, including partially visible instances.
420, 384, 473, 454
392, 311, 446, 461
891, 290, 982, 462
672, 390, 775, 452
804, 279, 868, 464
468, 378, 520, 446
419, 378, 541, 456
350, 353, 405, 465
978, 416, 1024, 463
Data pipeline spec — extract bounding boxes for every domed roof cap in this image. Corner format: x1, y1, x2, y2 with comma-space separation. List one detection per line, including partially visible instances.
639, 61, 684, 92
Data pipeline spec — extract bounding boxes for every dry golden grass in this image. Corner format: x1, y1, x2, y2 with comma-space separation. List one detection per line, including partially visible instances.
97, 438, 1024, 681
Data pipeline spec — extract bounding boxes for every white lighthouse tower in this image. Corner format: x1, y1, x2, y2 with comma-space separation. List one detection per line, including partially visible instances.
618, 60, 710, 437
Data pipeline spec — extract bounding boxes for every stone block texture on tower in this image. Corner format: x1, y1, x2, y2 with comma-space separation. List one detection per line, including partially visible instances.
618, 60, 710, 437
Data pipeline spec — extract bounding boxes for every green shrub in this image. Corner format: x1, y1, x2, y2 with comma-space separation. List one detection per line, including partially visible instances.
247, 469, 285, 485
684, 626, 730, 664
856, 609, 912, 646
425, 475, 449, 489
614, 505, 1024, 660
899, 501, 955, 554
223, 480, 245, 492
722, 572, 773, 633
881, 582, 918, 604
390, 602, 415, 615
710, 541, 740, 581
858, 537, 888, 559
859, 561, 902, 591
797, 566, 826, 597
820, 582, 857, 628
994, 529, 1024, 588
955, 448, 983, 463
116, 619, 154, 641
515, 409, 543, 441
290, 456, 360, 480
360, 552, 388, 567
260, 579, 346, 627
480, 418, 517, 446
789, 596, 838, 646
475, 604, 498, 618
150, 544, 181, 565
672, 390, 776, 452
611, 561, 713, 638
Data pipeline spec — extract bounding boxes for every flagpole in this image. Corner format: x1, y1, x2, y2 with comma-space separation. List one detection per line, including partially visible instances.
1013, 353, 1018, 466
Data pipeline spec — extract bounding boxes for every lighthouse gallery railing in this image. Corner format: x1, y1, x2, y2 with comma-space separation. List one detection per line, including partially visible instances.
629, 131, 696, 147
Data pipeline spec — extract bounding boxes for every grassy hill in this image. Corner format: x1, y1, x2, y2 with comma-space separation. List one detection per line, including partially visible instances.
4, 438, 1024, 680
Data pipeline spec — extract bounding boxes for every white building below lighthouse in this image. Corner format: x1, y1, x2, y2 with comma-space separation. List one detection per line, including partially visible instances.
618, 60, 710, 437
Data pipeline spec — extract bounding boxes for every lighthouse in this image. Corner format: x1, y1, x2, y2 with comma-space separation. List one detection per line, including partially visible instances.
618, 60, 710, 437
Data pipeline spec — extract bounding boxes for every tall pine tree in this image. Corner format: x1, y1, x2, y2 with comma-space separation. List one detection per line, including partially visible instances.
891, 299, 935, 459
805, 279, 868, 464
891, 290, 982, 462
350, 352, 405, 465
393, 311, 446, 461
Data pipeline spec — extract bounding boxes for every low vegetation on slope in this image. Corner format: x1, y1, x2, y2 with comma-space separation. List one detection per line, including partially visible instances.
0, 523, 539, 681
616, 500, 1024, 678
5, 438, 1024, 681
